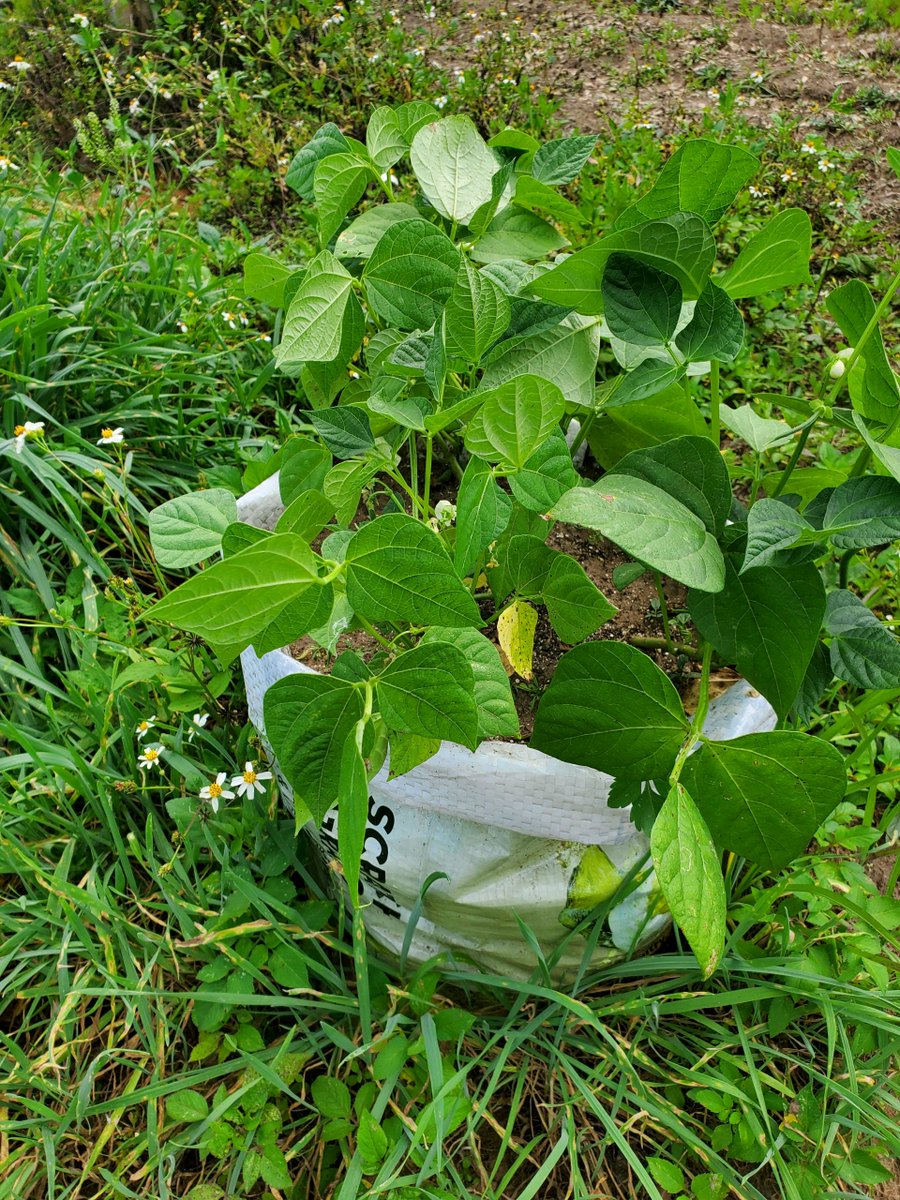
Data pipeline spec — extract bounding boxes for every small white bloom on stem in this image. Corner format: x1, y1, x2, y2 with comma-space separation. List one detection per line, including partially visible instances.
231, 760, 273, 798
200, 771, 235, 812
188, 712, 209, 740
97, 426, 125, 445
138, 745, 164, 771
0, 155, 20, 172
13, 420, 44, 452
8, 58, 32, 71
136, 718, 156, 741
829, 359, 845, 379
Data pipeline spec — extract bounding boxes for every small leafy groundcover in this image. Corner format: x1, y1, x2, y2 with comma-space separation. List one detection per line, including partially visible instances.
148, 108, 900, 975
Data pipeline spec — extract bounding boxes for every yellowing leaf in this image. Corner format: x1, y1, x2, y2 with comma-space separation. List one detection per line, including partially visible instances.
497, 599, 538, 680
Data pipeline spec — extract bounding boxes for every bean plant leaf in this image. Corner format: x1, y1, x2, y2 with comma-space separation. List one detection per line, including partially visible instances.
614, 435, 732, 535
146, 534, 319, 647
614, 139, 758, 228
421, 627, 519, 738
853, 413, 900, 484
741, 498, 822, 572
823, 476, 900, 549
682, 732, 846, 870
285, 123, 350, 199
470, 206, 569, 263
346, 513, 481, 627
366, 106, 406, 170
276, 490, 335, 543
827, 280, 900, 424
513, 175, 585, 227
531, 134, 597, 185
335, 203, 425, 259
507, 428, 579, 512
542, 554, 617, 643
719, 209, 812, 299
264, 675, 365, 824
388, 731, 441, 779
489, 534, 557, 602
376, 642, 478, 749
479, 312, 602, 408
323, 457, 378, 526
150, 489, 238, 569
222, 522, 268, 556
243, 252, 297, 308
674, 280, 744, 362
531, 642, 689, 779
688, 557, 826, 719
395, 100, 440, 143
465, 374, 566, 468
444, 259, 511, 363
314, 153, 370, 246
276, 252, 354, 367
824, 589, 900, 689
551, 476, 726, 592
298, 291, 364, 404
720, 405, 795, 453
526, 212, 716, 311
279, 437, 333, 504
253, 581, 334, 656
651, 783, 726, 978
496, 598, 538, 679
308, 406, 374, 458
604, 359, 686, 407
365, 219, 460, 331
409, 115, 499, 224
601, 253, 682, 348
454, 456, 512, 578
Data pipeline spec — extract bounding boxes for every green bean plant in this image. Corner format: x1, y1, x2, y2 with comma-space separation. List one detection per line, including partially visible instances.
146, 107, 900, 975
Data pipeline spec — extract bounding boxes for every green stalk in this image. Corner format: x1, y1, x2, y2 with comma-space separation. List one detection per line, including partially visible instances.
423, 434, 434, 518
654, 572, 674, 655
669, 643, 713, 787
408, 431, 419, 518
710, 359, 720, 445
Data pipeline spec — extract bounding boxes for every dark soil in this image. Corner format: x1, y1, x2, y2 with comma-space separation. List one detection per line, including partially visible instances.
416, 0, 900, 235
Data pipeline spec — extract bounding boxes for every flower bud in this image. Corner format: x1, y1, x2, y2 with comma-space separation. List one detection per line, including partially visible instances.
829, 359, 846, 379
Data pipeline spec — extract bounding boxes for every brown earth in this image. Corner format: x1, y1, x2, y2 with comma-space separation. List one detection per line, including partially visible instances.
416, 0, 900, 233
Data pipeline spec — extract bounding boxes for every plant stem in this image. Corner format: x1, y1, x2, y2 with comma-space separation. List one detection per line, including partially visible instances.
710, 360, 720, 446
770, 420, 815, 498
654, 572, 674, 654
669, 643, 713, 786
356, 616, 393, 651
423, 434, 433, 517
408, 431, 419, 518
630, 635, 703, 658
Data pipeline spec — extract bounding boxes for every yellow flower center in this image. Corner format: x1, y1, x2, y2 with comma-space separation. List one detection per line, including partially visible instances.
138, 721, 149, 730
209, 781, 222, 798
101, 427, 114, 438
242, 770, 257, 784
145, 748, 158, 761
14, 424, 25, 436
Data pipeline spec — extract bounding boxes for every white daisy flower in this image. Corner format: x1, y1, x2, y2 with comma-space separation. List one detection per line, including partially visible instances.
231, 760, 273, 798
781, 169, 796, 183
137, 745, 164, 771
199, 771, 234, 812
750, 70, 764, 83
188, 712, 209, 741
818, 158, 834, 172
434, 95, 448, 109
70, 13, 90, 26
706, 88, 720, 102
13, 420, 44, 452
177, 320, 188, 333
0, 81, 13, 91
222, 310, 237, 329
97, 426, 125, 445
135, 718, 156, 741
800, 140, 817, 154
749, 185, 763, 197
129, 98, 142, 116
0, 155, 20, 172
379, 170, 399, 186
8, 58, 32, 72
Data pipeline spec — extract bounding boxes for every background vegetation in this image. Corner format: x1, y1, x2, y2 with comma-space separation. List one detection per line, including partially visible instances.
2, 1, 899, 1197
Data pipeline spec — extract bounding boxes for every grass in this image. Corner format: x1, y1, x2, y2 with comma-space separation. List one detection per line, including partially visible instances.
3, 0, 900, 1196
